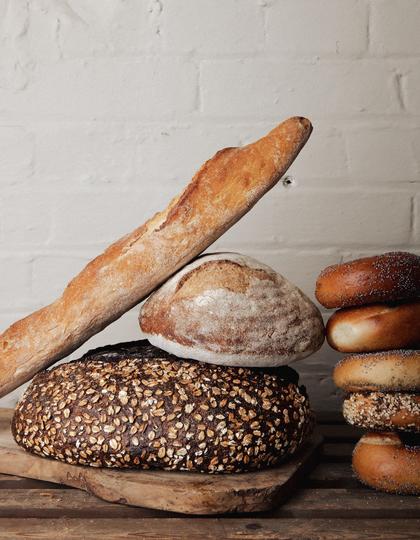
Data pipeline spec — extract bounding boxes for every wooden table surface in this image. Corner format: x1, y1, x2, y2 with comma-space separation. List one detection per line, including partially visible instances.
0, 410, 419, 539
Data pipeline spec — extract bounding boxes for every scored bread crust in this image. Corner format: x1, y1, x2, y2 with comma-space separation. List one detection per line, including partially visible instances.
333, 350, 420, 392
315, 252, 420, 309
0, 117, 312, 397
139, 252, 324, 367
327, 301, 420, 353
353, 432, 420, 495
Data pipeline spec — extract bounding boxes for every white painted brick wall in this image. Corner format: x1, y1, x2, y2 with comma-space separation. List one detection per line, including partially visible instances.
162, 0, 264, 54
200, 60, 398, 117
345, 127, 420, 183
370, 0, 420, 56
405, 65, 420, 114
265, 0, 369, 57
0, 0, 419, 413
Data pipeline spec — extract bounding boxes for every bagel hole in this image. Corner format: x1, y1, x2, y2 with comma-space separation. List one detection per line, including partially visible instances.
400, 432, 420, 448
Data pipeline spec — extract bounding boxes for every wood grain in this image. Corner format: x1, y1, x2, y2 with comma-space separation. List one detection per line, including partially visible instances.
0, 487, 419, 520
0, 518, 419, 539
0, 410, 418, 539
0, 409, 322, 515
305, 462, 362, 489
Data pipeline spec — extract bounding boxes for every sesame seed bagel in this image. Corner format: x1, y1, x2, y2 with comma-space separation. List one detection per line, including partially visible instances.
353, 432, 420, 495
316, 252, 420, 309
139, 253, 324, 368
12, 341, 313, 473
327, 301, 420, 353
343, 391, 420, 432
333, 351, 420, 392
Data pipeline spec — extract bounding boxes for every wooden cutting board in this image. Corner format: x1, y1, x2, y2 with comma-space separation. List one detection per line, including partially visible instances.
0, 409, 322, 515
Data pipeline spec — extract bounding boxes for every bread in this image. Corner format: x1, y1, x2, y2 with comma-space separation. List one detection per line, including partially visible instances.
12, 340, 313, 473
0, 117, 312, 397
342, 391, 420, 432
316, 252, 420, 309
327, 301, 420, 353
352, 432, 420, 495
333, 350, 420, 392
139, 253, 324, 367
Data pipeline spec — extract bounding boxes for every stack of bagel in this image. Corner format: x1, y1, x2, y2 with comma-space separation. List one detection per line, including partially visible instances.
316, 252, 420, 495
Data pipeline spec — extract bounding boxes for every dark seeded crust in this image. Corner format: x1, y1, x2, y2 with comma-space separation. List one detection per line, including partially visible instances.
316, 252, 420, 309
12, 341, 313, 473
343, 391, 420, 433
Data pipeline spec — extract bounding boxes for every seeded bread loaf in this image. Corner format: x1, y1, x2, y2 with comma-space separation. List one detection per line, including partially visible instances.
139, 253, 324, 367
12, 341, 313, 473
0, 116, 312, 398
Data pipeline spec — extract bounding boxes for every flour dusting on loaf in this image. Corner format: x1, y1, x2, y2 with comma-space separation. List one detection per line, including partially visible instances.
140, 253, 324, 367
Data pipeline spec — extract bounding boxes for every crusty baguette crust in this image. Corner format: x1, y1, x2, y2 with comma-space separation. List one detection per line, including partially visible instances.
0, 117, 312, 397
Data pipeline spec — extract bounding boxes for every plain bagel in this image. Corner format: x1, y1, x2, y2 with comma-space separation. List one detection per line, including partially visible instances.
333, 350, 420, 392
139, 253, 325, 367
353, 432, 420, 495
316, 252, 420, 309
343, 391, 420, 432
326, 301, 420, 353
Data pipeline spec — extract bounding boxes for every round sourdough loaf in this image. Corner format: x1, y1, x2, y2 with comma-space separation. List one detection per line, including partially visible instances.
12, 341, 313, 473
139, 253, 324, 367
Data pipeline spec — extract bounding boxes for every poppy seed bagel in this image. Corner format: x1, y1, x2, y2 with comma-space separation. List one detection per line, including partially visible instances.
316, 252, 420, 309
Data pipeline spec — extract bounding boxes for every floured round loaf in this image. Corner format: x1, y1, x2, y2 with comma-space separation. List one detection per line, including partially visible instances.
139, 253, 324, 367
12, 341, 313, 473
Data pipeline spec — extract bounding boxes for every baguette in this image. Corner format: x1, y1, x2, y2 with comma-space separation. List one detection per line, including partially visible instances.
0, 116, 312, 397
